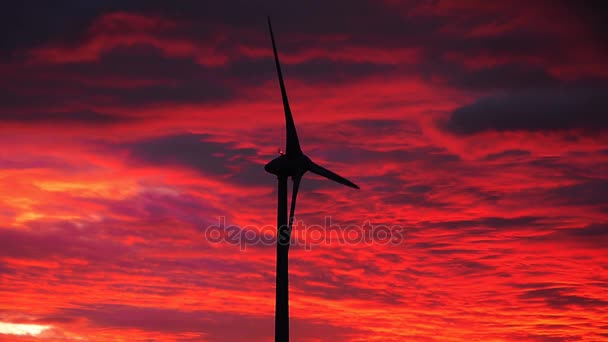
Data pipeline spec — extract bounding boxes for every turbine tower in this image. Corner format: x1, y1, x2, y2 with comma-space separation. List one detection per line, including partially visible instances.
264, 17, 360, 342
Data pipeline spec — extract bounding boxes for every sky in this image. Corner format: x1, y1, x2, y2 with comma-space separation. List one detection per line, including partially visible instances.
0, 0, 607, 341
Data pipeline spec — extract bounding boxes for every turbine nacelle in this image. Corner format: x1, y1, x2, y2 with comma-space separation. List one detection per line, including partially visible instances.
265, 153, 310, 177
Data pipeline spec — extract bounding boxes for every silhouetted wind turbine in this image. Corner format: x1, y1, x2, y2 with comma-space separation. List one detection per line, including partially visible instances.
264, 17, 360, 342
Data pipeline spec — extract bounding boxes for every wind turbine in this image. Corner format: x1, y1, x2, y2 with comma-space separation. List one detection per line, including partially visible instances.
264, 17, 360, 342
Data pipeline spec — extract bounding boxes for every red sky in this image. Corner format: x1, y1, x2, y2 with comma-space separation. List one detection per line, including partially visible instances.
1, 1, 607, 341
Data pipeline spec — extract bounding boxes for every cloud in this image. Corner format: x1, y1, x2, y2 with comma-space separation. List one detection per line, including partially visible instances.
2, 41, 392, 112
481, 149, 531, 161
520, 287, 608, 309
0, 110, 128, 124
445, 64, 558, 91
227, 57, 394, 86
445, 87, 608, 134
539, 223, 608, 247
48, 304, 363, 341
65, 44, 210, 81
0, 222, 129, 264
427, 216, 543, 230
548, 179, 608, 206
125, 133, 263, 181
0, 1, 104, 54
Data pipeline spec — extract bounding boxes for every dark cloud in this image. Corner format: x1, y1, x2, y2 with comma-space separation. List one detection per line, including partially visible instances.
520, 287, 608, 309
0, 1, 414, 55
446, 64, 557, 92
0, 261, 14, 275
1, 42, 392, 111
565, 223, 608, 239
225, 57, 394, 86
0, 45, 233, 109
125, 133, 265, 182
286, 59, 395, 84
49, 304, 362, 341
537, 223, 608, 247
381, 187, 450, 209
441, 28, 557, 59
0, 1, 579, 68
68, 44, 208, 81
558, 0, 608, 51
547, 179, 608, 206
319, 145, 460, 165
417, 32, 568, 93
445, 87, 608, 134
345, 119, 418, 133
95, 190, 221, 228
0, 222, 130, 263
0, 110, 128, 124
104, 79, 231, 107
290, 257, 405, 305
0, 1, 105, 55
482, 149, 532, 161
441, 258, 496, 275
3, 1, 606, 115
53, 304, 269, 336
427, 216, 543, 230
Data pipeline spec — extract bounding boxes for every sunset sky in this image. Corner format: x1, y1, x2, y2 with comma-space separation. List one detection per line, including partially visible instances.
1, 1, 607, 341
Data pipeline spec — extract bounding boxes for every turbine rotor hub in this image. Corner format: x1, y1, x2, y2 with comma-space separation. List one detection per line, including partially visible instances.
265, 154, 310, 177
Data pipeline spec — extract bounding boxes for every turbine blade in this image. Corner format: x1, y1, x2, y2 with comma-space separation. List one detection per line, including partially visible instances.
268, 17, 302, 156
308, 161, 360, 189
288, 174, 301, 244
